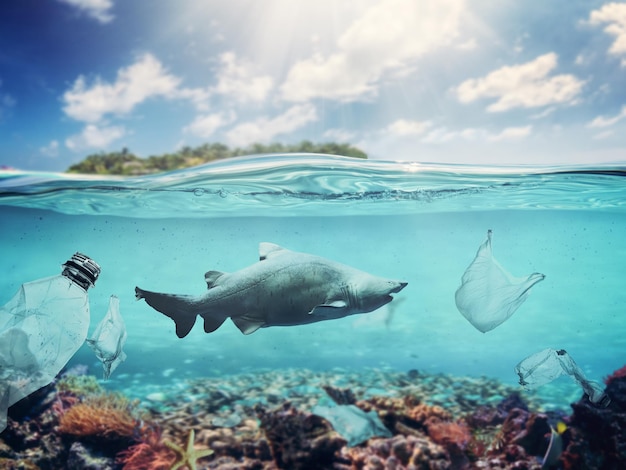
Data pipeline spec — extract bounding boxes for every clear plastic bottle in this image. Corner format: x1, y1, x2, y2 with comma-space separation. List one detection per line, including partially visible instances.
0, 252, 101, 431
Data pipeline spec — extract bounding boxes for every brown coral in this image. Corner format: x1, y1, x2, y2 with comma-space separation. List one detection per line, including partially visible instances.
357, 395, 452, 435
425, 418, 471, 450
58, 392, 139, 440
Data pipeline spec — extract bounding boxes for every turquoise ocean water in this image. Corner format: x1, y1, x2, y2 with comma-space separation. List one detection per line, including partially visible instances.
1, 154, 625, 409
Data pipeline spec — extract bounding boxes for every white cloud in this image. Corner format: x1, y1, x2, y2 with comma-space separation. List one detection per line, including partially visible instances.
281, 0, 464, 102
57, 0, 114, 24
592, 130, 614, 140
226, 104, 317, 146
63, 54, 182, 122
386, 119, 433, 136
454, 53, 584, 112
323, 128, 357, 142
40, 140, 60, 157
184, 112, 236, 138
213, 52, 273, 103
487, 125, 532, 141
589, 3, 626, 66
587, 105, 626, 128
65, 124, 125, 150
422, 125, 532, 143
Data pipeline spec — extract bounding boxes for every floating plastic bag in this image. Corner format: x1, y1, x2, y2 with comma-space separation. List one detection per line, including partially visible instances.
86, 296, 127, 380
0, 253, 100, 432
312, 404, 391, 446
455, 230, 545, 333
515, 348, 610, 407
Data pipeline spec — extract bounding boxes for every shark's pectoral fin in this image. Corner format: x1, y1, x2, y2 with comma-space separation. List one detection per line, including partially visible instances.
135, 286, 199, 339
310, 300, 348, 318
231, 315, 266, 335
203, 315, 226, 333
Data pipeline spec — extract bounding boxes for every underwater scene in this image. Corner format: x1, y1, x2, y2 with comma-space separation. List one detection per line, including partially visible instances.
1, 154, 625, 469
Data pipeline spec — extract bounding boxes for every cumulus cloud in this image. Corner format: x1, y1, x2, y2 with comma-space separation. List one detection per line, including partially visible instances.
65, 124, 125, 150
454, 53, 584, 112
40, 140, 60, 158
281, 0, 464, 102
63, 54, 182, 122
213, 52, 273, 103
184, 111, 236, 138
422, 125, 532, 143
386, 119, 433, 136
587, 105, 626, 128
323, 128, 357, 142
589, 3, 626, 66
57, 0, 114, 24
226, 104, 317, 147
487, 125, 532, 141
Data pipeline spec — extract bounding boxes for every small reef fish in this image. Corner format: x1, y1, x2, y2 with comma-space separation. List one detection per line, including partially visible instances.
136, 242, 407, 338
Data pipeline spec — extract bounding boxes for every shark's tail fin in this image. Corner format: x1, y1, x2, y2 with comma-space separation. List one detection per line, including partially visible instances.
135, 287, 202, 338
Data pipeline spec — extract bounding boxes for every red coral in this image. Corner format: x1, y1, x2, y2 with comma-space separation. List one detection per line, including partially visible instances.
116, 427, 176, 470
604, 365, 626, 385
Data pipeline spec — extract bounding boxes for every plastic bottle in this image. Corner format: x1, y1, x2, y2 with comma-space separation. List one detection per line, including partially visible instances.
0, 252, 101, 432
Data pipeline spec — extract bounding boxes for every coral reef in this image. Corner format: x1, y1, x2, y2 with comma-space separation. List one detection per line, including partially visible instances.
561, 370, 626, 469
3, 365, 620, 469
256, 401, 346, 469
341, 434, 450, 470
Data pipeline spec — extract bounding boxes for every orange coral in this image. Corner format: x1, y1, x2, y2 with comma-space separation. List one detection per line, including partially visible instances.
58, 392, 139, 439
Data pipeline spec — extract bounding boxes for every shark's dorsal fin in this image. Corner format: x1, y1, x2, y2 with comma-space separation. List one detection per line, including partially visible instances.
231, 315, 265, 335
259, 242, 286, 261
205, 271, 226, 288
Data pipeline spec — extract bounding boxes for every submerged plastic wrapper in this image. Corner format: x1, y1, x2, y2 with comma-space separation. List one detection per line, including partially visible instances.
312, 404, 392, 447
0, 276, 91, 432
86, 296, 127, 380
455, 230, 545, 333
515, 348, 610, 407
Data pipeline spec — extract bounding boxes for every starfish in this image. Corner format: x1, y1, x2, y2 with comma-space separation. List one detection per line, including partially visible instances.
164, 429, 213, 470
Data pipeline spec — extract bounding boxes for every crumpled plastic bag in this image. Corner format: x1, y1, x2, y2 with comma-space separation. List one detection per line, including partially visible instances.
455, 230, 545, 332
515, 348, 610, 407
0, 276, 91, 432
86, 295, 127, 380
312, 404, 391, 446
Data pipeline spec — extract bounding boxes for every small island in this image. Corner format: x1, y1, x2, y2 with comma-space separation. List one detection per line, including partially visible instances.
67, 141, 367, 175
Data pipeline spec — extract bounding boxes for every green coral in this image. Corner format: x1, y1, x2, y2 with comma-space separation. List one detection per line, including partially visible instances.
56, 375, 103, 397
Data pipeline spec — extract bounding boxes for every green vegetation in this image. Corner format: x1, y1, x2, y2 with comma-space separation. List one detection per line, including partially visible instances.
67, 141, 367, 175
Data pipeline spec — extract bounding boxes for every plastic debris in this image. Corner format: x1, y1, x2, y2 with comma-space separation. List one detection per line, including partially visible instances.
515, 348, 610, 407
86, 295, 127, 380
312, 404, 392, 446
0, 252, 100, 432
455, 230, 545, 333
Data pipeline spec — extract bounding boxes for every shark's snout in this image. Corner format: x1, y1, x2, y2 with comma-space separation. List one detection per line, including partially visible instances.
393, 281, 408, 293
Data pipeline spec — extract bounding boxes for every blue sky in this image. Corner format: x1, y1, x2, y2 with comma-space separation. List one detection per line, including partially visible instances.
2, 0, 626, 170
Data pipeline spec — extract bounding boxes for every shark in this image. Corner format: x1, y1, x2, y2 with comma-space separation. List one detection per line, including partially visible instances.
135, 242, 407, 338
